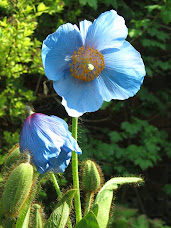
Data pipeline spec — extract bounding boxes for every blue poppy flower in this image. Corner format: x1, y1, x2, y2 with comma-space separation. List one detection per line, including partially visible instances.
42, 10, 146, 117
19, 113, 81, 174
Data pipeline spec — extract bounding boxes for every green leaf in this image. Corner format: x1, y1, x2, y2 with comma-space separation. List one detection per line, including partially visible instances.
93, 177, 143, 228
115, 220, 130, 228
103, 0, 118, 9
75, 211, 99, 228
79, 0, 97, 10
109, 131, 122, 143
0, 198, 3, 225
100, 101, 111, 110
163, 184, 171, 196
141, 39, 166, 50
161, 0, 171, 24
99, 177, 143, 192
44, 189, 76, 228
145, 5, 162, 13
135, 215, 150, 228
16, 180, 38, 228
4, 218, 16, 228
37, 3, 48, 12
20, 207, 30, 228
93, 188, 113, 228
114, 206, 138, 218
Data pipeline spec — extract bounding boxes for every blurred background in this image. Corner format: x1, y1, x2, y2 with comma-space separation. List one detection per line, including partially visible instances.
0, 0, 171, 227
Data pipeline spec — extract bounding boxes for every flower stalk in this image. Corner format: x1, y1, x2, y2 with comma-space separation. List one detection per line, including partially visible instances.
50, 173, 73, 228
50, 173, 62, 198
72, 117, 82, 223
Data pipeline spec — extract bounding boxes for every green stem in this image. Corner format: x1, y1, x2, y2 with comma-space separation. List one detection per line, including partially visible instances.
50, 173, 73, 228
72, 117, 82, 223
50, 173, 62, 198
84, 192, 94, 216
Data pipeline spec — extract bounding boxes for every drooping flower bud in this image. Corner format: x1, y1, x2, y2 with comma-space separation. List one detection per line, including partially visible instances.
2, 162, 33, 217
20, 113, 82, 174
82, 160, 103, 193
4, 144, 20, 172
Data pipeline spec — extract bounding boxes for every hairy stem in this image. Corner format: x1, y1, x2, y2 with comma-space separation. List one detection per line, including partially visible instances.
50, 173, 62, 198
50, 173, 73, 227
72, 117, 82, 223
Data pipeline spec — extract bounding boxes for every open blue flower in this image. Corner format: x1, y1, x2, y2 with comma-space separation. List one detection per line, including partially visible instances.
19, 113, 81, 174
42, 10, 146, 117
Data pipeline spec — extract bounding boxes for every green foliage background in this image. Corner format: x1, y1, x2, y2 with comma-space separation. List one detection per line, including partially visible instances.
0, 0, 171, 226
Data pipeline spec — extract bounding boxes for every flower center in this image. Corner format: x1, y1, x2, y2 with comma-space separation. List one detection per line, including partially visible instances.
70, 45, 105, 82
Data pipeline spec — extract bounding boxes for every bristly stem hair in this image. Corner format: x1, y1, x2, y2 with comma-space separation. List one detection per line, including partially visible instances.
72, 117, 82, 223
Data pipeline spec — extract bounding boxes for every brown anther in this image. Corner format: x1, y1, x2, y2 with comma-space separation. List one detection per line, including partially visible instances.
70, 45, 105, 82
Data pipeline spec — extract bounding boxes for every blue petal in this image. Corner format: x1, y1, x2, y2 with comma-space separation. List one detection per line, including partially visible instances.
49, 116, 81, 154
50, 115, 69, 131
20, 114, 66, 172
63, 134, 82, 154
53, 72, 103, 117
85, 10, 128, 51
79, 20, 92, 44
46, 149, 72, 173
41, 23, 83, 81
20, 113, 81, 173
97, 41, 146, 101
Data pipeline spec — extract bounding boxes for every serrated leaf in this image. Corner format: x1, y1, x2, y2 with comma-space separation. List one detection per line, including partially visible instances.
75, 211, 99, 228
44, 189, 76, 228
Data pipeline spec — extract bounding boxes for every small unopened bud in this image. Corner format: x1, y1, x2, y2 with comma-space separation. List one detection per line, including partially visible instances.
82, 160, 102, 193
31, 204, 43, 228
4, 144, 20, 172
87, 63, 94, 71
25, 105, 34, 115
2, 162, 33, 216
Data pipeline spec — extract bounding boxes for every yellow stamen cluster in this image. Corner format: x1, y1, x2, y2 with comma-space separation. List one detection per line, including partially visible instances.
70, 45, 105, 82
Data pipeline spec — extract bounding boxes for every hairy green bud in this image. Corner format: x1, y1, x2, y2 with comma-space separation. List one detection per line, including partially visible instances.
31, 204, 43, 228
4, 144, 20, 172
82, 160, 102, 193
2, 162, 33, 217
